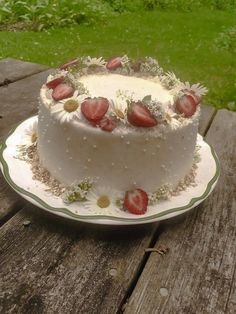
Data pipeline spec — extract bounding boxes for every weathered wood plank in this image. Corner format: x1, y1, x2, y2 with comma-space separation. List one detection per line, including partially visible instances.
125, 109, 236, 314
0, 205, 157, 313
0, 179, 24, 226
0, 58, 48, 86
0, 68, 52, 135
0, 68, 53, 224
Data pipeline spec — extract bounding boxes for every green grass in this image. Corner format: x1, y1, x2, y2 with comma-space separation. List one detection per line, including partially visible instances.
0, 9, 236, 110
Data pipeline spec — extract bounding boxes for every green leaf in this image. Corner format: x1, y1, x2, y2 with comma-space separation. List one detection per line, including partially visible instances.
142, 95, 152, 104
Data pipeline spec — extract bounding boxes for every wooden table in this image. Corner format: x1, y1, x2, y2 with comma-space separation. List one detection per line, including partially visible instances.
0, 58, 235, 314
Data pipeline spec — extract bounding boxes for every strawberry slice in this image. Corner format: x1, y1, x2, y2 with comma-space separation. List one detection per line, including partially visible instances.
127, 101, 157, 127
81, 97, 109, 123
59, 59, 78, 70
52, 83, 74, 101
106, 57, 122, 71
175, 94, 198, 118
123, 188, 148, 215
46, 77, 64, 89
99, 115, 117, 132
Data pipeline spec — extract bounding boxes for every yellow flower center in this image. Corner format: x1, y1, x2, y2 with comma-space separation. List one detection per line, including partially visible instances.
64, 99, 79, 113
115, 108, 125, 119
31, 132, 37, 143
96, 195, 110, 208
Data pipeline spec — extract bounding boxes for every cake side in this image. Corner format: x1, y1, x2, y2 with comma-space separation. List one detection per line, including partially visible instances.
38, 95, 198, 191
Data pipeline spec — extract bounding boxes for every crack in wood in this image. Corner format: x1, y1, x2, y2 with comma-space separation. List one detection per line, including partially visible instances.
117, 223, 163, 314
203, 109, 217, 138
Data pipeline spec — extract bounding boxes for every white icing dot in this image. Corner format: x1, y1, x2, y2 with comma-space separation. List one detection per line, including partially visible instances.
143, 149, 147, 153
156, 145, 160, 149
111, 162, 115, 166
46, 124, 49, 127
145, 137, 149, 142
47, 139, 51, 143
83, 136, 87, 141
126, 141, 130, 145
121, 135, 124, 139
93, 144, 97, 149
152, 152, 156, 156
58, 167, 62, 171
161, 165, 165, 169
66, 149, 69, 153
183, 147, 187, 151
67, 137, 71, 141
87, 158, 91, 163
69, 156, 73, 160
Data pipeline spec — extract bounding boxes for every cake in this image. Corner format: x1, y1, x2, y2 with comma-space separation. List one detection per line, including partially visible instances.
34, 56, 207, 215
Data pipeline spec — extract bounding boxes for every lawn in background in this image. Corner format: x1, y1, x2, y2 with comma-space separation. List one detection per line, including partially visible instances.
0, 9, 235, 110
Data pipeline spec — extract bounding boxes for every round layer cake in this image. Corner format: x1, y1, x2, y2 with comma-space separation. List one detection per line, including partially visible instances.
37, 56, 207, 211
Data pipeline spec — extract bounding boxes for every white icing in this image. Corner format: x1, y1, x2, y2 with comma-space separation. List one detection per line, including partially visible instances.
38, 72, 199, 192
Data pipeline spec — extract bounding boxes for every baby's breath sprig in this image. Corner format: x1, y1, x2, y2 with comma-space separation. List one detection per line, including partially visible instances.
62, 178, 93, 204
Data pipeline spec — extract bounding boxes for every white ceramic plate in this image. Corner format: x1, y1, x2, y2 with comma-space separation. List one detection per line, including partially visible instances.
0, 116, 220, 225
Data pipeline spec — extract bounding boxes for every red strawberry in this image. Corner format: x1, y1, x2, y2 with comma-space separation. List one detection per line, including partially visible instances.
127, 101, 157, 127
81, 97, 109, 123
99, 115, 117, 132
182, 89, 201, 105
46, 77, 64, 89
59, 59, 78, 70
123, 188, 148, 215
175, 94, 198, 118
52, 83, 74, 101
106, 57, 122, 71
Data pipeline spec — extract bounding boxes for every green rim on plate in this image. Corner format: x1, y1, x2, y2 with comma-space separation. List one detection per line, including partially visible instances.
0, 119, 220, 223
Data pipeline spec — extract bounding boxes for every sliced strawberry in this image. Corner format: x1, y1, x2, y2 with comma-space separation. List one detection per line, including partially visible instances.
182, 89, 201, 105
46, 77, 64, 89
123, 188, 148, 215
99, 115, 117, 132
127, 101, 157, 127
59, 58, 78, 70
81, 97, 109, 123
175, 94, 198, 118
106, 57, 122, 71
52, 83, 74, 101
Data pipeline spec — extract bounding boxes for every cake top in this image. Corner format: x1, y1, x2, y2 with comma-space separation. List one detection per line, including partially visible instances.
41, 56, 208, 133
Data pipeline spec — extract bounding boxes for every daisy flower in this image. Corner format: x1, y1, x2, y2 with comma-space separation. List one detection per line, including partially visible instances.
24, 120, 38, 145
177, 82, 208, 98
83, 56, 106, 68
84, 186, 121, 212
51, 91, 86, 123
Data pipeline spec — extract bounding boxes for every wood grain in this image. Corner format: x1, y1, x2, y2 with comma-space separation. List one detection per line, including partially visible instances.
0, 206, 157, 314
125, 110, 236, 314
0, 68, 52, 135
0, 58, 48, 86
0, 66, 53, 224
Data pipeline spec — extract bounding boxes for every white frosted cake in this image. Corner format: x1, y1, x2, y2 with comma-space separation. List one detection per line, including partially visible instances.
35, 56, 207, 215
